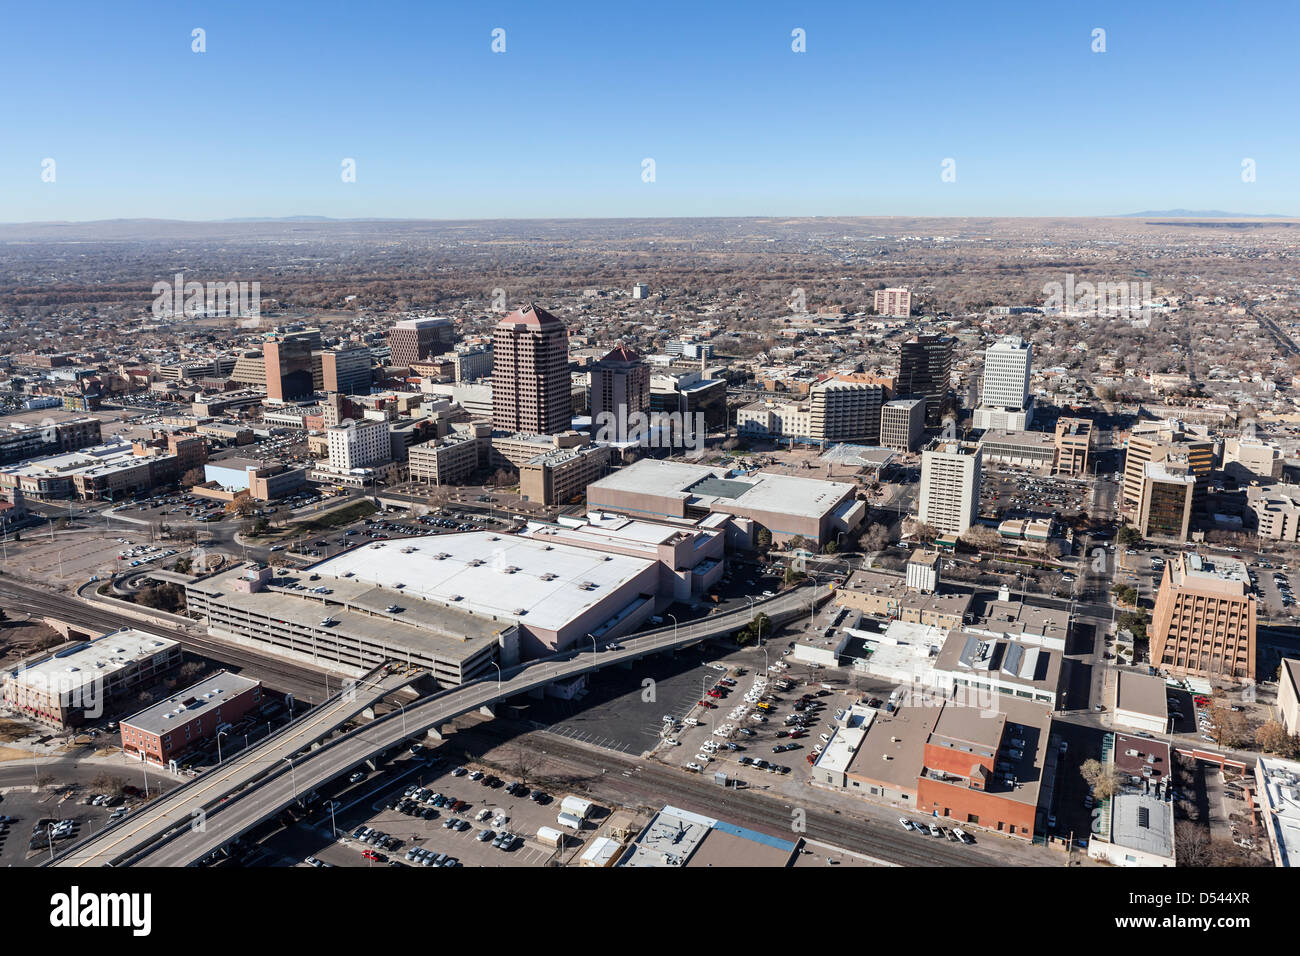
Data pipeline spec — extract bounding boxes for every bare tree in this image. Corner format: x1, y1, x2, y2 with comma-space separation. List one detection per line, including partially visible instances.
1080, 758, 1123, 800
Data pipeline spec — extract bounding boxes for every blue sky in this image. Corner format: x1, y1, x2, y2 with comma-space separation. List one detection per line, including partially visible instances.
2, 0, 1297, 221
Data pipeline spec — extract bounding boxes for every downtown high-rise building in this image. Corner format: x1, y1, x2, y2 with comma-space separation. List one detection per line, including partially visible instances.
387, 317, 456, 368
492, 304, 571, 435
1150, 553, 1257, 681
974, 335, 1033, 430
874, 287, 912, 317
263, 328, 321, 402
589, 345, 650, 442
898, 334, 954, 428
918, 440, 982, 536
979, 336, 1031, 408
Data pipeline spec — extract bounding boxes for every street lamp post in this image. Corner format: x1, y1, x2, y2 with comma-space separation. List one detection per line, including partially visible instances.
489, 661, 502, 700
282, 755, 298, 801
667, 614, 678, 643
216, 730, 227, 767
588, 634, 598, 657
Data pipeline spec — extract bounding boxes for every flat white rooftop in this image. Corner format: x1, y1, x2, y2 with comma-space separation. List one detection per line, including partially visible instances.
4, 629, 177, 691
311, 532, 654, 634
589, 459, 854, 520
1256, 756, 1300, 867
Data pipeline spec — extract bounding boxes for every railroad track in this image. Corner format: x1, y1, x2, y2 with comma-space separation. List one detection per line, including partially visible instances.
0, 577, 332, 701
460, 722, 998, 867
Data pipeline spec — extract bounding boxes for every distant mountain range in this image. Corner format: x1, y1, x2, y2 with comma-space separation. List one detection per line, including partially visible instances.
1117, 209, 1293, 219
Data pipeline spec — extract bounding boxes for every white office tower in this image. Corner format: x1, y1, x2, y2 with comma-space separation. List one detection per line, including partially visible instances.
974, 335, 1032, 430
918, 441, 982, 536
327, 418, 389, 471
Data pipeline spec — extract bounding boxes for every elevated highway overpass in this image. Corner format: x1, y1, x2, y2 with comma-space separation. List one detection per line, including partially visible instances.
53, 584, 823, 867
51, 663, 421, 868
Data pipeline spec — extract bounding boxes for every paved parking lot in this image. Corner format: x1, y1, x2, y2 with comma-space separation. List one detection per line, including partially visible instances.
0, 784, 142, 866
980, 471, 1093, 520
529, 648, 729, 755
653, 651, 863, 785
256, 748, 592, 868
4, 527, 158, 588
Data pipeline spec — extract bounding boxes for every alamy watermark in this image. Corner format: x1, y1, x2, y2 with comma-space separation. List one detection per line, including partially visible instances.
592, 410, 706, 454
1042, 273, 1152, 324
151, 272, 261, 320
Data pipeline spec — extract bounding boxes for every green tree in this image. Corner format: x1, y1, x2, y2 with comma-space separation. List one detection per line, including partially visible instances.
1117, 525, 1142, 547
736, 612, 771, 646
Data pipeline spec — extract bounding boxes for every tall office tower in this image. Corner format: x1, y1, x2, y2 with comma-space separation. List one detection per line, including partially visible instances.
326, 418, 390, 471
874, 287, 912, 317
590, 345, 650, 442
979, 336, 1031, 409
1136, 459, 1196, 541
492, 304, 571, 435
898, 334, 954, 427
264, 329, 321, 402
880, 398, 926, 452
1150, 553, 1257, 681
1121, 421, 1214, 513
320, 345, 374, 395
387, 318, 457, 368
1053, 417, 1093, 477
918, 440, 982, 536
808, 380, 884, 443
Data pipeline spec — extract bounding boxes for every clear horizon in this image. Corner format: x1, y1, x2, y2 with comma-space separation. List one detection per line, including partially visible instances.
4, 0, 1297, 221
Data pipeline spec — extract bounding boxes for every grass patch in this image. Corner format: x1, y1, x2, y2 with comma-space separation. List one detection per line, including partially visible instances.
294, 500, 378, 534
0, 718, 32, 742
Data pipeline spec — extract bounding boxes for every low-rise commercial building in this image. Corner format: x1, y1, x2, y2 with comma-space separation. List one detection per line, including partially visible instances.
1247, 484, 1300, 542
1112, 669, 1170, 734
1052, 417, 1092, 477
1, 629, 181, 729
977, 429, 1057, 474
812, 695, 1053, 840
519, 444, 613, 506
1255, 755, 1300, 867
120, 671, 262, 766
834, 568, 971, 631
1277, 658, 1300, 737
586, 459, 863, 547
1087, 733, 1175, 867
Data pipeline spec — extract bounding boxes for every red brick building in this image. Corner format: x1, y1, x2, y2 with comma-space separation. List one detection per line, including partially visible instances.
120, 670, 261, 766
